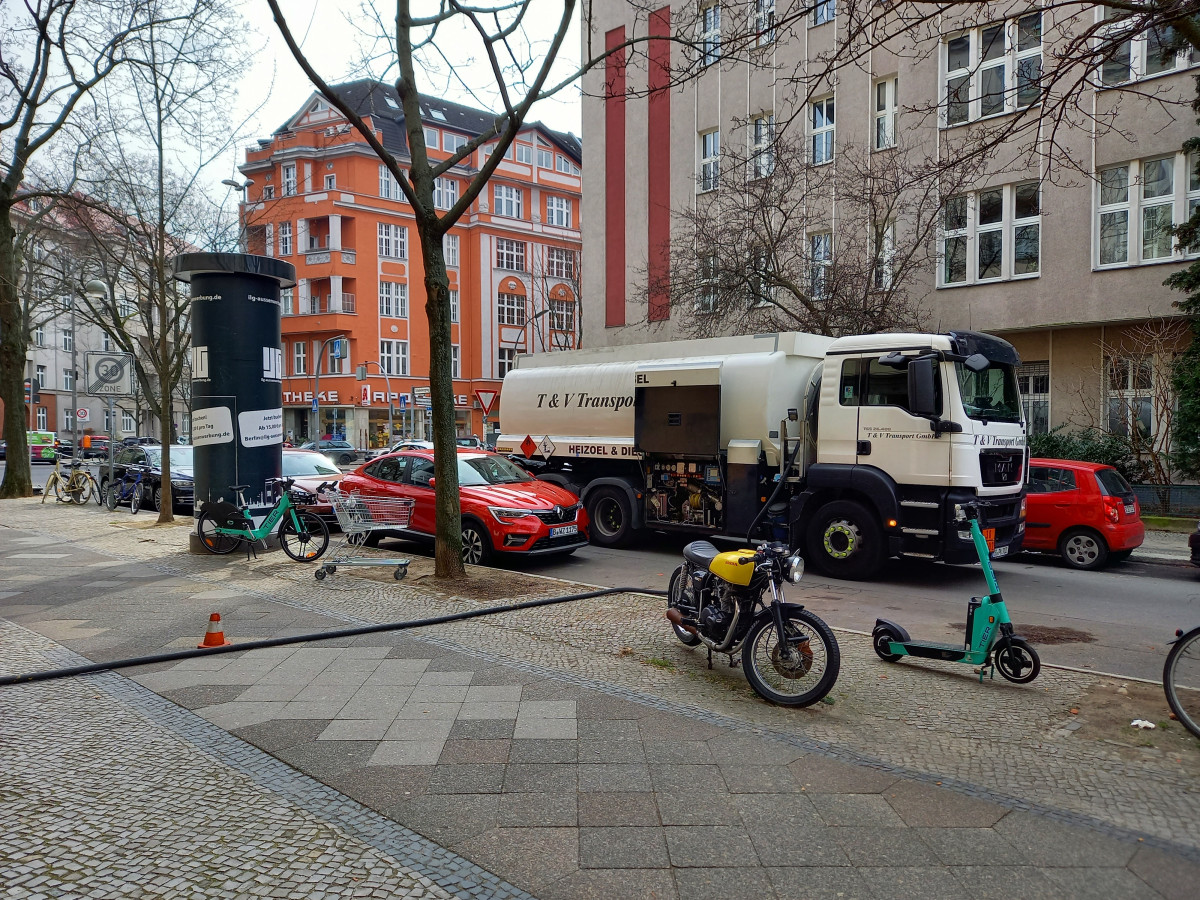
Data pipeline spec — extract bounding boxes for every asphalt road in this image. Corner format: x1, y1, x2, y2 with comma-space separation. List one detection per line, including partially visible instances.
455, 529, 1199, 684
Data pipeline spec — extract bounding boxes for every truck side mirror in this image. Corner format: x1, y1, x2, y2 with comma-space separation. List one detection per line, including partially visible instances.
907, 357, 939, 418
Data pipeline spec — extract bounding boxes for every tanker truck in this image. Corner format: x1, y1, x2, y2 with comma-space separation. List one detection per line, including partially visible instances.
495, 330, 1027, 580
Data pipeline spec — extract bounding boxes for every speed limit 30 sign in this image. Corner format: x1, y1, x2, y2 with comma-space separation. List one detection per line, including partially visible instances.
85, 352, 134, 396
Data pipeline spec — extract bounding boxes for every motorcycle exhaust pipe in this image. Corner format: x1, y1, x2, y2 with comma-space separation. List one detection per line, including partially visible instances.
665, 608, 698, 635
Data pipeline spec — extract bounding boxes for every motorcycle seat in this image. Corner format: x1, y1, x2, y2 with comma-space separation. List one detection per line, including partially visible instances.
683, 540, 721, 567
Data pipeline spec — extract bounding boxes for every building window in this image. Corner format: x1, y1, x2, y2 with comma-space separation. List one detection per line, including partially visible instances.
433, 177, 459, 210
754, 0, 775, 46
516, 143, 533, 164
449, 289, 459, 323
293, 341, 307, 375
874, 78, 898, 150
379, 281, 408, 318
103, 407, 112, 432
62, 328, 74, 352
944, 12, 1042, 126
537, 146, 554, 169
378, 222, 407, 259
940, 182, 1040, 285
380, 339, 408, 376
547, 247, 576, 279
810, 233, 832, 298
1101, 22, 1193, 85
36, 365, 46, 387
122, 411, 135, 433
34, 325, 44, 347
546, 195, 572, 227
697, 253, 718, 312
551, 298, 576, 332
327, 341, 348, 375
64, 408, 75, 431
282, 164, 297, 196
1107, 356, 1154, 438
451, 345, 461, 378
102, 333, 112, 351
1018, 361, 1050, 436
555, 155, 580, 175
873, 222, 895, 290
497, 292, 527, 326
262, 185, 274, 200
443, 233, 460, 267
498, 347, 517, 377
699, 130, 720, 192
1096, 154, 1198, 267
493, 184, 523, 218
700, 3, 721, 66
279, 222, 292, 256
813, 0, 834, 27
324, 174, 336, 191
379, 165, 401, 199
36, 407, 47, 430
118, 296, 135, 318
280, 287, 293, 316
495, 238, 526, 271
812, 97, 835, 164
424, 126, 439, 149
444, 133, 467, 153
752, 113, 775, 178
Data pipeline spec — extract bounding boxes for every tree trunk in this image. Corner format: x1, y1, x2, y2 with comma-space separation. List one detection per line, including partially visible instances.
422, 232, 464, 577
0, 194, 33, 498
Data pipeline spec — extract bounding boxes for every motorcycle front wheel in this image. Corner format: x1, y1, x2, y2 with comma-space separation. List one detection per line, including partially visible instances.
742, 607, 841, 707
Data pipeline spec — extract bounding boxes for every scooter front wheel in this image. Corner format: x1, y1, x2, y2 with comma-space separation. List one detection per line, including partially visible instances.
994, 637, 1041, 684
742, 608, 840, 707
872, 625, 904, 662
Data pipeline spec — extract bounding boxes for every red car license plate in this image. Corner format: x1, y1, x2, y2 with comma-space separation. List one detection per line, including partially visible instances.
550, 524, 578, 538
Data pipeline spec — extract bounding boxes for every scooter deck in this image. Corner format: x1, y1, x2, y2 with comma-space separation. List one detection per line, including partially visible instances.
893, 640, 974, 662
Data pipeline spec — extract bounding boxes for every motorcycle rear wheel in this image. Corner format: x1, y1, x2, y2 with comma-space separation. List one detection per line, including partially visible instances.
742, 608, 841, 707
667, 566, 702, 647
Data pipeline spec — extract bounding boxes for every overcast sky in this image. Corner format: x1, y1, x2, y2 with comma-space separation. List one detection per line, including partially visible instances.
221, 1, 584, 188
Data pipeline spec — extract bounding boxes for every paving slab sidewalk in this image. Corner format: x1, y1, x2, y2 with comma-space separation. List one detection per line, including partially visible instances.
1, 500, 1199, 899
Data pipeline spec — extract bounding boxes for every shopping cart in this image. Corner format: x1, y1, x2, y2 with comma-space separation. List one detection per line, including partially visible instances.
315, 491, 415, 581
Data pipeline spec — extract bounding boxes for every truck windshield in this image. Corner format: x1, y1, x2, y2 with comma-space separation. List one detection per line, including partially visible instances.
955, 363, 1022, 423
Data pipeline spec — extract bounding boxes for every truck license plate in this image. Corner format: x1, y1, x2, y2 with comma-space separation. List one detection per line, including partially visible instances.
992, 545, 1009, 559
550, 524, 578, 538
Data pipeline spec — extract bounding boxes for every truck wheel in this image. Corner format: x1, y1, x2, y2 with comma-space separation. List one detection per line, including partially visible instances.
587, 487, 633, 547
806, 500, 884, 580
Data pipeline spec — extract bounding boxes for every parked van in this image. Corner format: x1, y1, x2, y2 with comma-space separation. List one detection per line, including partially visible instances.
27, 431, 58, 462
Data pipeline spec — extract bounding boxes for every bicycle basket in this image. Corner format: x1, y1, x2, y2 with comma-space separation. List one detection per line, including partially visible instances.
204, 500, 244, 529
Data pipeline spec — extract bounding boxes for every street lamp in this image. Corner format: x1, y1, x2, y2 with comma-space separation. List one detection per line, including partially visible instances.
221, 178, 255, 251
79, 280, 108, 459
311, 334, 347, 441
508, 308, 551, 354
356, 360, 395, 447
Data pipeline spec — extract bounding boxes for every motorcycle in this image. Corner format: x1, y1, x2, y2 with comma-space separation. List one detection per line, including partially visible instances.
666, 540, 841, 706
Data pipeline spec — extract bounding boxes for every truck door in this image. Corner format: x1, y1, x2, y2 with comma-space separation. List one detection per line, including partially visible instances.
816, 356, 862, 466
853, 357, 951, 485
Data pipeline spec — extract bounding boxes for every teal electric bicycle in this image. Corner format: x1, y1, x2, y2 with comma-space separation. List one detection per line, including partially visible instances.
871, 501, 1041, 684
196, 478, 330, 561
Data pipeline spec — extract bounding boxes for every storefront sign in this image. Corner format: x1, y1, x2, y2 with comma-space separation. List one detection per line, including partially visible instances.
283, 390, 340, 404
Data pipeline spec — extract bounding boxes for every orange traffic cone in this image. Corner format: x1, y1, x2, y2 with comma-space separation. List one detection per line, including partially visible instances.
197, 612, 232, 649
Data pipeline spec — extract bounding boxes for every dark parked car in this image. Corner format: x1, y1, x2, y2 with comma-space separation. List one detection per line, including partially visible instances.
299, 439, 359, 466
99, 444, 194, 512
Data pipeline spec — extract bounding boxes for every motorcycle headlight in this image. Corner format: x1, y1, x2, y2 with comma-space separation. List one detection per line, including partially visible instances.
786, 552, 805, 584
489, 506, 536, 522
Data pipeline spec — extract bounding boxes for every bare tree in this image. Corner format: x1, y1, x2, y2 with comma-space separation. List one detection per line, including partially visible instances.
264, 0, 690, 576
651, 129, 981, 336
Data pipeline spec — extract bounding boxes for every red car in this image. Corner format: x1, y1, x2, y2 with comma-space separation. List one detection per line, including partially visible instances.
1024, 458, 1144, 570
339, 448, 589, 564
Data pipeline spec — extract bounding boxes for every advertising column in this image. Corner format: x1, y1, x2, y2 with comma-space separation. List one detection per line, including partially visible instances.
171, 252, 296, 509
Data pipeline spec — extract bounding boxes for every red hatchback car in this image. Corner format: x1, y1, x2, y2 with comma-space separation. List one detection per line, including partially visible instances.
339, 448, 589, 564
1025, 458, 1144, 570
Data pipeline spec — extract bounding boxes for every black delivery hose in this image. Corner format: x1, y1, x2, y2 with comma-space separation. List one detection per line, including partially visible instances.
745, 434, 806, 543
0, 585, 668, 688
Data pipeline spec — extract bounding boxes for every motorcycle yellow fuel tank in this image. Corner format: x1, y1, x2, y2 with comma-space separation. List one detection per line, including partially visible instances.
709, 549, 757, 586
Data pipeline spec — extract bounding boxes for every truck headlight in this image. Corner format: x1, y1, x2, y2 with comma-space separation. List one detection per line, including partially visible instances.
786, 552, 805, 584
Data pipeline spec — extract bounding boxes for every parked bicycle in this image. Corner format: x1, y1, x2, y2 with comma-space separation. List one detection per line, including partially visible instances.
106, 466, 148, 514
42, 457, 100, 505
1164, 626, 1200, 739
195, 478, 330, 561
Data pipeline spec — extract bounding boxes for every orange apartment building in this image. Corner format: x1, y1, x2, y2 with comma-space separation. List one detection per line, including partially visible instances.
236, 80, 582, 450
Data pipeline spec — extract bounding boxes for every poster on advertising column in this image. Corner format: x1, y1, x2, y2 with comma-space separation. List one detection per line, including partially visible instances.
238, 407, 284, 447
191, 406, 234, 446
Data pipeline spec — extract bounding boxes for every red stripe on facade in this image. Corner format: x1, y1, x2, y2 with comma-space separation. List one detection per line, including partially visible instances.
647, 8, 671, 322
605, 27, 627, 328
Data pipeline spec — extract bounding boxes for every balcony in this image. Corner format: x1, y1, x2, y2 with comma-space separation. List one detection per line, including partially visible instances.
294, 293, 355, 315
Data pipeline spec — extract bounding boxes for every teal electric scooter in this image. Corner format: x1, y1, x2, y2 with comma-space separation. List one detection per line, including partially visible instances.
871, 501, 1041, 684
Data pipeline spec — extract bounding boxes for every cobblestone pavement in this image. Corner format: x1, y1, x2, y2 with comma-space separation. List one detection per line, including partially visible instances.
2, 499, 1199, 899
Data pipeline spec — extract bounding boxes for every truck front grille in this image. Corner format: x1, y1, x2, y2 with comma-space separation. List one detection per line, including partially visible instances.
980, 451, 1024, 487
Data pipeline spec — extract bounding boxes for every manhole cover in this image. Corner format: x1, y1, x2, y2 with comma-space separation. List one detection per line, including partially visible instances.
948, 623, 1096, 645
